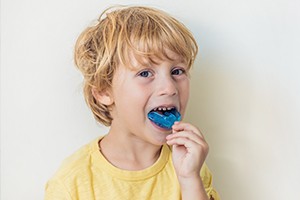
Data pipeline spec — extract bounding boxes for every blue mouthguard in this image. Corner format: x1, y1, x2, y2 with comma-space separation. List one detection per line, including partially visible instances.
148, 108, 181, 129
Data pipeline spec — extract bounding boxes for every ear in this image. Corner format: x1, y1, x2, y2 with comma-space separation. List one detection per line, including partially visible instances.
92, 88, 114, 106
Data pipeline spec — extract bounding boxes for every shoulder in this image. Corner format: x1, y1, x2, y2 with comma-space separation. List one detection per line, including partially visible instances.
200, 162, 212, 186
50, 137, 101, 182
200, 163, 221, 200
45, 137, 102, 199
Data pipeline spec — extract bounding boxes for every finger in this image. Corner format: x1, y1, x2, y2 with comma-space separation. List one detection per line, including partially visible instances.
172, 122, 204, 138
166, 136, 199, 149
167, 136, 209, 156
167, 136, 209, 154
166, 130, 205, 145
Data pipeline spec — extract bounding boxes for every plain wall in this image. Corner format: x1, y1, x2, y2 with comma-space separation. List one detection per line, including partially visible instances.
1, 0, 300, 199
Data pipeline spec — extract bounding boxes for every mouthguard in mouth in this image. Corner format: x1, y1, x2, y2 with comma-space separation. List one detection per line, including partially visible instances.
148, 107, 181, 129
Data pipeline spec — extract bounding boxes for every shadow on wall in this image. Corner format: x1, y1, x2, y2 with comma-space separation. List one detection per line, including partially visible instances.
185, 58, 254, 199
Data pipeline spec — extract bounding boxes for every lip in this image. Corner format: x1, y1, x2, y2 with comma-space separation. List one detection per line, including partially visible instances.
147, 104, 180, 114
149, 120, 173, 132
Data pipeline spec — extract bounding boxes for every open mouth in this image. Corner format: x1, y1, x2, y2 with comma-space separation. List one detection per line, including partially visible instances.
147, 106, 181, 129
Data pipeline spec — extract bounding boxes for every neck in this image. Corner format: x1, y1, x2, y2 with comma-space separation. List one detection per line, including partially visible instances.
99, 129, 162, 171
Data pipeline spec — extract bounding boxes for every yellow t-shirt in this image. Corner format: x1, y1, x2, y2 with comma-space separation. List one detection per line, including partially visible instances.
45, 137, 220, 200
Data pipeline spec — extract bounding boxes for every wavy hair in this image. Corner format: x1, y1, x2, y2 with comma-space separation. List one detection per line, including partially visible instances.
74, 6, 198, 126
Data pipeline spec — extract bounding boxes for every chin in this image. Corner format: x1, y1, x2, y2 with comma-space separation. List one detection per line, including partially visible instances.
151, 132, 171, 146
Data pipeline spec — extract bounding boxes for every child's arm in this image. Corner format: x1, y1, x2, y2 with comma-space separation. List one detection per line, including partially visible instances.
166, 122, 210, 200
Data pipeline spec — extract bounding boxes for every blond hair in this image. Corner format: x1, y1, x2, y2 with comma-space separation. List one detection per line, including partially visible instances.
74, 6, 198, 126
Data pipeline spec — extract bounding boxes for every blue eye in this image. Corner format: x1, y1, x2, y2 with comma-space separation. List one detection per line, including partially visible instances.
172, 68, 185, 75
139, 70, 153, 77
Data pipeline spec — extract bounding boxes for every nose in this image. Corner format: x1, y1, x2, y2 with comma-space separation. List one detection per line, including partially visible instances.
157, 76, 178, 96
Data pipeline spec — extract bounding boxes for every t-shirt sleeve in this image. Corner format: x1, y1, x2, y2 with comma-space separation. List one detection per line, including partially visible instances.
200, 163, 221, 200
44, 179, 73, 200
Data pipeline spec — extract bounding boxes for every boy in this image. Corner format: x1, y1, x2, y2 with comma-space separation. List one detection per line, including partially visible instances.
45, 6, 220, 200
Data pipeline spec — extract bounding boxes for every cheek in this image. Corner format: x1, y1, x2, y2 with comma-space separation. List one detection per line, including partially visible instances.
123, 83, 148, 101
113, 81, 148, 110
179, 80, 190, 113
181, 79, 190, 100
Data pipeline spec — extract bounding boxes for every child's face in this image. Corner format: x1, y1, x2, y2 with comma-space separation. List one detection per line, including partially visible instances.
108, 52, 190, 145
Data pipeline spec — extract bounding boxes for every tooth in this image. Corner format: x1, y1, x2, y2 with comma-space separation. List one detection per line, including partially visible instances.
167, 107, 172, 110
163, 108, 166, 111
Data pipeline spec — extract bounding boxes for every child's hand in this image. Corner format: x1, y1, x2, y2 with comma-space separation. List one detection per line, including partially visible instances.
166, 121, 209, 181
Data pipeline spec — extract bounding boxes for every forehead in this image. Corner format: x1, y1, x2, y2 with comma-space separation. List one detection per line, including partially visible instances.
122, 49, 188, 70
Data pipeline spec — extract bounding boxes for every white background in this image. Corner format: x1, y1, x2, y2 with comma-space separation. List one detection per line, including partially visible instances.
1, 0, 300, 199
